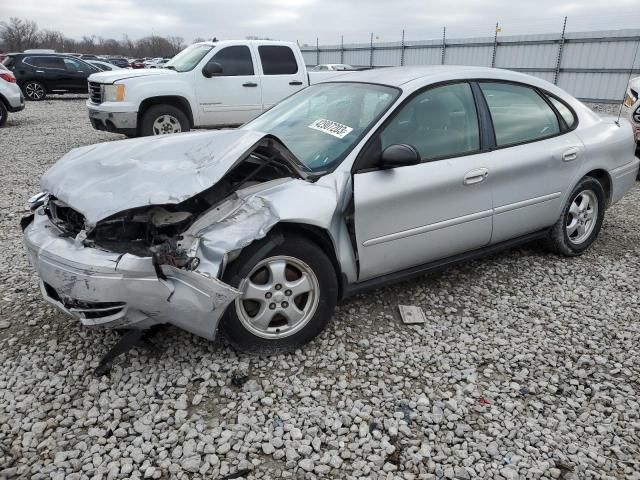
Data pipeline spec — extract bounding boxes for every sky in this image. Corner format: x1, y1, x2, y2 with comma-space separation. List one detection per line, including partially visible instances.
3, 0, 640, 46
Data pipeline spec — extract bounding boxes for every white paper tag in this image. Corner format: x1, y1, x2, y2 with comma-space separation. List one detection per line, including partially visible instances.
308, 119, 353, 139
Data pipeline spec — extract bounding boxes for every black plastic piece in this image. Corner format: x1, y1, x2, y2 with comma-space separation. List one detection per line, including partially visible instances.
94, 327, 162, 377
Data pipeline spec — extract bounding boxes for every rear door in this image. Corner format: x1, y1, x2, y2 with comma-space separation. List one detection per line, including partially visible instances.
195, 44, 263, 126
476, 81, 585, 244
23, 56, 65, 90
257, 45, 306, 109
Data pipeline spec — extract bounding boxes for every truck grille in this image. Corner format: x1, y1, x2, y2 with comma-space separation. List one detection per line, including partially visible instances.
88, 81, 102, 104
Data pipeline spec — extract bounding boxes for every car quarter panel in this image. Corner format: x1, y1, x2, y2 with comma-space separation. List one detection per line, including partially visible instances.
488, 132, 586, 244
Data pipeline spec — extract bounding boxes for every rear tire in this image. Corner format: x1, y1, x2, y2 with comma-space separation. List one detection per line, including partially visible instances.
23, 80, 46, 101
546, 176, 605, 256
0, 102, 7, 127
221, 233, 338, 354
140, 104, 190, 136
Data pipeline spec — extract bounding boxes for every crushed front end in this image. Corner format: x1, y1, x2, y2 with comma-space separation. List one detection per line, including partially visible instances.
22, 133, 302, 340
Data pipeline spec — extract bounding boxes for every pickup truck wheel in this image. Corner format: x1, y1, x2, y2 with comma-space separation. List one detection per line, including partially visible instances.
0, 102, 7, 127
140, 104, 190, 136
23, 81, 46, 101
221, 233, 338, 354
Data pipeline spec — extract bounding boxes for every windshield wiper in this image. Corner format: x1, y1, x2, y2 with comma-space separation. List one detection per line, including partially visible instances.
164, 65, 176, 70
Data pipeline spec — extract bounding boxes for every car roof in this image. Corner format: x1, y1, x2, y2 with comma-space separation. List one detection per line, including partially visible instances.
314, 65, 542, 88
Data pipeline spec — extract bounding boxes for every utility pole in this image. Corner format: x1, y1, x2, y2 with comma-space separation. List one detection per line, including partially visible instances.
400, 30, 405, 66
491, 22, 500, 67
369, 32, 374, 68
554, 16, 568, 85
316, 37, 319, 66
441, 26, 447, 64
340, 35, 344, 64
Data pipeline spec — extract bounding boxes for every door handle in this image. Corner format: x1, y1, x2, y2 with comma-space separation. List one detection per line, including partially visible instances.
289, 80, 303, 85
242, 82, 258, 87
562, 147, 579, 162
463, 168, 489, 185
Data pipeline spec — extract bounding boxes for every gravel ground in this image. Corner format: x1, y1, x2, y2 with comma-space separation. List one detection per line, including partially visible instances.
1, 97, 639, 480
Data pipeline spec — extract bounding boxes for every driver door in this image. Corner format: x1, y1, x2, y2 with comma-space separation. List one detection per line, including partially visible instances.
353, 82, 494, 280
195, 44, 263, 126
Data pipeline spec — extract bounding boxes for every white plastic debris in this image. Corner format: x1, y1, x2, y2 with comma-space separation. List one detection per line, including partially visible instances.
398, 305, 426, 325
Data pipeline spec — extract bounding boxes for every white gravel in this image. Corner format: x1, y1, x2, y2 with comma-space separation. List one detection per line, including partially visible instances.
0, 97, 639, 479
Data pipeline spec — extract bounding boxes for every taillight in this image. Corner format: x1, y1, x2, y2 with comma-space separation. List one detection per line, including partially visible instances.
0, 72, 16, 83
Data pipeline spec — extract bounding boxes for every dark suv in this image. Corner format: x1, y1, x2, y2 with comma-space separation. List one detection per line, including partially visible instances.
1, 53, 99, 101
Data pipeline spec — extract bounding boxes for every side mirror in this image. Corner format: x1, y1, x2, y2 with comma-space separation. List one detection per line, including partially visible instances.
379, 144, 420, 169
202, 62, 223, 78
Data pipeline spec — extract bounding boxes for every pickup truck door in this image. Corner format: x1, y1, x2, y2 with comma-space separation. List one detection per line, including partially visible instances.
256, 45, 307, 110
195, 44, 263, 127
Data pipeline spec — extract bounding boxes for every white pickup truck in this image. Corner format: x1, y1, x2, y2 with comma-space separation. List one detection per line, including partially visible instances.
86, 40, 337, 137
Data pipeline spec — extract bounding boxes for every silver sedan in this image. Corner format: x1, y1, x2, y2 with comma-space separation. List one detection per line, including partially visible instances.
23, 66, 639, 352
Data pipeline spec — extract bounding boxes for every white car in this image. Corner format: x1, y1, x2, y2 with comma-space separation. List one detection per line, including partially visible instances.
311, 63, 353, 71
88, 60, 123, 71
86, 40, 348, 137
0, 64, 25, 126
621, 76, 640, 146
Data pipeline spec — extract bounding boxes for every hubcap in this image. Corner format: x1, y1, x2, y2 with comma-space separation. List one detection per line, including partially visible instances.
236, 256, 320, 339
25, 82, 44, 100
566, 189, 598, 244
152, 114, 181, 135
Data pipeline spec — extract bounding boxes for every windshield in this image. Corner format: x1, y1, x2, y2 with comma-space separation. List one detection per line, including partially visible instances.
164, 44, 213, 72
244, 82, 399, 171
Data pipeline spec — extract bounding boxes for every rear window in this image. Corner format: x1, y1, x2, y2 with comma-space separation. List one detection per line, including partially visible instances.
480, 82, 560, 146
24, 56, 65, 69
258, 46, 298, 75
546, 94, 577, 129
2, 56, 15, 68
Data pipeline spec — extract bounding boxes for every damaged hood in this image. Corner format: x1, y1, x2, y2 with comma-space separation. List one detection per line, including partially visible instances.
41, 129, 268, 227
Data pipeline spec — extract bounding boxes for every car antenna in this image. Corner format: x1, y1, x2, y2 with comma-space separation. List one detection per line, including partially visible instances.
616, 36, 640, 126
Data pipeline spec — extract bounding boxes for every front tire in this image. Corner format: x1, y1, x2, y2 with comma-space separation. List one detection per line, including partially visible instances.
140, 104, 190, 136
546, 176, 605, 256
23, 81, 46, 101
221, 233, 338, 354
0, 102, 7, 127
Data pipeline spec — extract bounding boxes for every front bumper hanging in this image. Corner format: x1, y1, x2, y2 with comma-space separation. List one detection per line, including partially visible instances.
23, 212, 240, 340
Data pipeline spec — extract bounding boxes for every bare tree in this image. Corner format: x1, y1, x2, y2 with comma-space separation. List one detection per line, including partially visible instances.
0, 17, 40, 51
0, 17, 188, 57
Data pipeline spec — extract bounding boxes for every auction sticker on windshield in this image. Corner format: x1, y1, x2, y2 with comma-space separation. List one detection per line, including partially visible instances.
308, 119, 353, 139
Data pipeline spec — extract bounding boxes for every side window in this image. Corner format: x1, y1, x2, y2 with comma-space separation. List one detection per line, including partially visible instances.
208, 46, 254, 76
546, 94, 577, 129
258, 46, 298, 75
380, 82, 480, 161
480, 82, 560, 146
27, 57, 65, 69
63, 58, 91, 73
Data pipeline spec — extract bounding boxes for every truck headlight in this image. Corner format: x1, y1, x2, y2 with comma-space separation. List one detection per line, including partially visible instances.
104, 84, 125, 102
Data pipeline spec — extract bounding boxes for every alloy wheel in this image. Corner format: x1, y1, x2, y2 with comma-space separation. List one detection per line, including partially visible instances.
566, 189, 598, 245
235, 256, 320, 339
152, 114, 182, 135
25, 82, 45, 100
